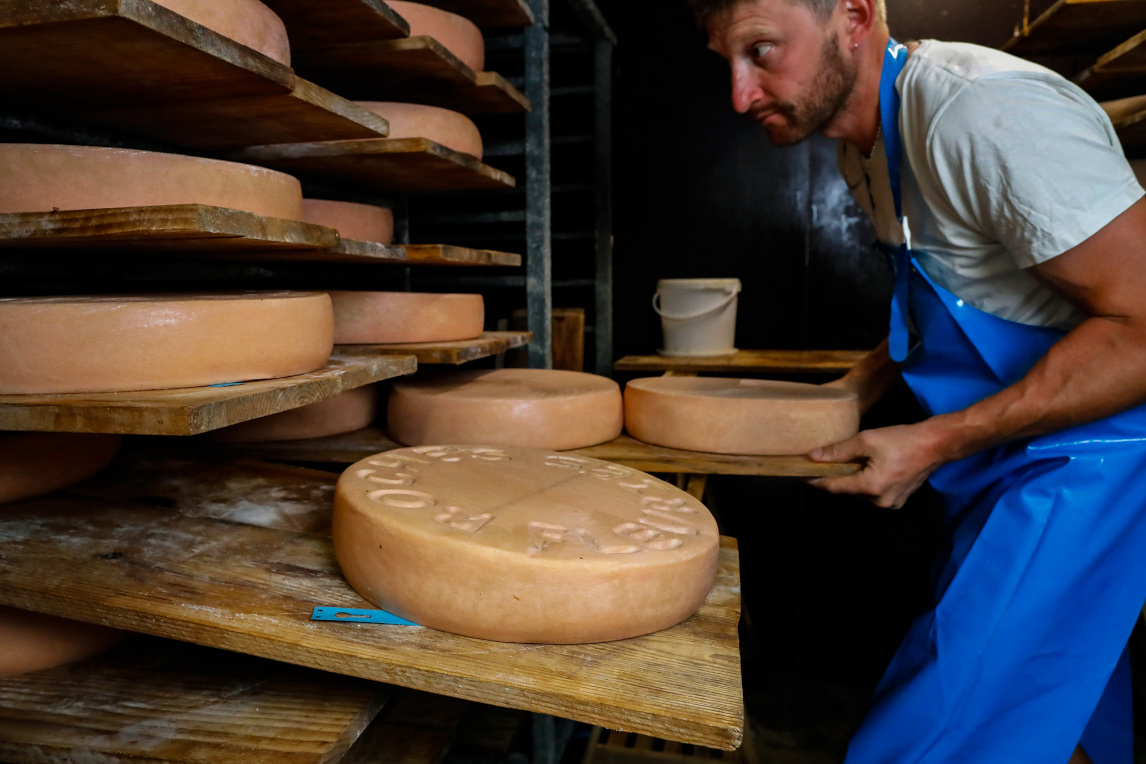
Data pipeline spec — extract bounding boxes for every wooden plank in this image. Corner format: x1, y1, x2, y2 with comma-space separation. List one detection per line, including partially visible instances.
260, 0, 410, 49
404, 244, 522, 267
0, 354, 417, 436
213, 427, 861, 477
1001, 0, 1146, 56
230, 138, 516, 192
613, 350, 867, 375
320, 238, 409, 264
1074, 28, 1146, 98
417, 0, 535, 28
0, 638, 389, 764
1102, 95, 1146, 155
342, 690, 471, 764
0, 494, 745, 750
335, 332, 532, 364
0, 0, 390, 150
294, 37, 531, 115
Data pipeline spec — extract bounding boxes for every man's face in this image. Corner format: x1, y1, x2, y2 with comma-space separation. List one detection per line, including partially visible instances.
707, 0, 856, 146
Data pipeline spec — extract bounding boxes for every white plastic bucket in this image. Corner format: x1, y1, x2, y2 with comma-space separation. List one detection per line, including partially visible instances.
653, 278, 742, 357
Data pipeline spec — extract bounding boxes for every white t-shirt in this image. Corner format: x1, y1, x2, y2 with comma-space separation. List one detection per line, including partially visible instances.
838, 40, 1144, 330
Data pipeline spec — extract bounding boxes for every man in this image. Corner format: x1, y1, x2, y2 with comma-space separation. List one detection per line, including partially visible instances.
695, 0, 1146, 761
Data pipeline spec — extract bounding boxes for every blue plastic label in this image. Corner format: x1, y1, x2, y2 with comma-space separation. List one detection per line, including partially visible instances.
311, 607, 419, 626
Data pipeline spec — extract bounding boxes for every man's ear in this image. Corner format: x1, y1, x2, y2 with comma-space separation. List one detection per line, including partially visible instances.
841, 0, 876, 47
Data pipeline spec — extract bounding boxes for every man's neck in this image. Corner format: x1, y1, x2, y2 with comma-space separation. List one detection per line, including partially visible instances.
823, 27, 907, 155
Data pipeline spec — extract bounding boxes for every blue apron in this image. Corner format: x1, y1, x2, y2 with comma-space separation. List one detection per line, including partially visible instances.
843, 40, 1146, 764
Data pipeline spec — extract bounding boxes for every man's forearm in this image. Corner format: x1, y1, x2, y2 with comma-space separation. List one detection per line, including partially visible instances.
836, 338, 900, 413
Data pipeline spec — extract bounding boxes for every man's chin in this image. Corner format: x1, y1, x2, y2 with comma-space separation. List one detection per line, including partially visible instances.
763, 123, 809, 147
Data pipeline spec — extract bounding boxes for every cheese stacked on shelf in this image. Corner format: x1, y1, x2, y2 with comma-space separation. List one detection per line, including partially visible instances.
152, 0, 292, 65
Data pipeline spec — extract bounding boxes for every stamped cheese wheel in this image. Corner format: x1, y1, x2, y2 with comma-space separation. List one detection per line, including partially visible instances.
356, 102, 483, 160
0, 292, 333, 395
388, 369, 623, 451
154, 0, 291, 65
301, 199, 394, 244
329, 291, 484, 345
0, 433, 121, 505
625, 377, 860, 456
0, 144, 304, 219
0, 607, 128, 678
210, 385, 378, 443
388, 2, 484, 71
333, 446, 720, 643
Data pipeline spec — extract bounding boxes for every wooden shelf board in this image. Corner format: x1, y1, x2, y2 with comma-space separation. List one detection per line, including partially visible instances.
0, 638, 388, 764
1102, 96, 1146, 155
336, 331, 532, 364
0, 0, 389, 150
1001, 0, 1146, 56
614, 350, 867, 375
0, 354, 417, 436
212, 427, 860, 477
342, 689, 472, 764
260, 0, 409, 49
295, 37, 531, 115
230, 138, 516, 192
0, 459, 745, 751
418, 0, 535, 28
404, 244, 522, 266
1074, 28, 1146, 97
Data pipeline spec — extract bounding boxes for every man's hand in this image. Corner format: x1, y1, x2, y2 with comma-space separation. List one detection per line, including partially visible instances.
807, 423, 947, 509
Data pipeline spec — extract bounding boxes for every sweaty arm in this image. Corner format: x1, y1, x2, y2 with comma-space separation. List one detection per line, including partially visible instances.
810, 198, 1146, 507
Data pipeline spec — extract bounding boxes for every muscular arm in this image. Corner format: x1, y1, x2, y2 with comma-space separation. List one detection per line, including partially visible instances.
810, 197, 1146, 508
823, 337, 900, 415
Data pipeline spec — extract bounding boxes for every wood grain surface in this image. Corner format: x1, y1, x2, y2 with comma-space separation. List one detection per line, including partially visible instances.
341, 690, 471, 764
614, 350, 866, 375
0, 355, 417, 436
0, 472, 744, 749
294, 37, 531, 115
416, 0, 535, 28
403, 244, 523, 267
260, 0, 409, 49
0, 0, 390, 149
0, 638, 388, 764
335, 332, 532, 364
230, 138, 516, 192
1001, 0, 1146, 56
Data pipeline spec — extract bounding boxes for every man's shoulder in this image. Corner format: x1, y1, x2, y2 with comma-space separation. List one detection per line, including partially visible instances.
904, 40, 1055, 87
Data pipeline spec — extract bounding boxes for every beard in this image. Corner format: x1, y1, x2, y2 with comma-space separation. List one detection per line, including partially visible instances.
754, 34, 856, 146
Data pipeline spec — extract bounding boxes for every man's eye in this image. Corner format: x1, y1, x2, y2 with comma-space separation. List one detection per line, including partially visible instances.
752, 43, 773, 59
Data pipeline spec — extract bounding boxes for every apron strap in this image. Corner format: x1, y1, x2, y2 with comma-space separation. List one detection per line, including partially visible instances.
881, 39, 912, 362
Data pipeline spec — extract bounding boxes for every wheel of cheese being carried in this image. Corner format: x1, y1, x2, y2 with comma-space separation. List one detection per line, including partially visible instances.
210, 385, 378, 443
333, 446, 720, 643
388, 369, 623, 451
0, 292, 333, 395
154, 0, 291, 65
0, 607, 128, 678
387, 2, 484, 72
625, 377, 860, 456
356, 102, 483, 160
0, 433, 122, 505
329, 291, 484, 345
301, 199, 394, 244
0, 144, 304, 219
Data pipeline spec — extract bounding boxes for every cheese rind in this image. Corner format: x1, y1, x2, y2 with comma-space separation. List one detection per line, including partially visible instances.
0, 607, 128, 677
210, 385, 378, 443
625, 377, 860, 455
332, 446, 720, 643
329, 291, 484, 344
301, 199, 394, 244
154, 0, 292, 65
0, 292, 334, 394
388, 369, 623, 451
0, 144, 303, 219
355, 102, 483, 159
388, 1, 485, 71
0, 433, 121, 505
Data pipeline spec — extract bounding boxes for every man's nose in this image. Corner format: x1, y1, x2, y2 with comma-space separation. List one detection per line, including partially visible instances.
730, 66, 763, 114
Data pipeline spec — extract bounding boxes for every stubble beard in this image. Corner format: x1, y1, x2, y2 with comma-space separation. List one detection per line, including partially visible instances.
762, 34, 857, 146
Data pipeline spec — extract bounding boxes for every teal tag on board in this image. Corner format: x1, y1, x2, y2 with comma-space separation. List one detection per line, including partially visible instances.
311, 607, 419, 626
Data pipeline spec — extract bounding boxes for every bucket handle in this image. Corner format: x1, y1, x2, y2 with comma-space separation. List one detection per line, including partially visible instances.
652, 284, 742, 321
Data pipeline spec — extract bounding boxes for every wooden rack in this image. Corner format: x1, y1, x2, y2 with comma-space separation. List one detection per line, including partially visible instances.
420, 0, 536, 28
260, 0, 409, 49
1001, 0, 1146, 56
1074, 29, 1146, 99
614, 350, 867, 376
405, 244, 522, 266
1101, 95, 1146, 155
230, 138, 516, 192
336, 331, 532, 364
0, 0, 391, 150
1, 456, 745, 751
0, 354, 416, 436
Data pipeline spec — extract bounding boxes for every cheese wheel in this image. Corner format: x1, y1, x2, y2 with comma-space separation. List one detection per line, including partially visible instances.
356, 102, 483, 160
301, 199, 394, 244
333, 446, 720, 643
625, 377, 860, 455
0, 433, 121, 505
388, 369, 623, 451
210, 385, 378, 443
154, 0, 291, 65
387, 2, 484, 71
329, 291, 484, 344
0, 292, 333, 395
0, 144, 303, 219
0, 607, 128, 678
